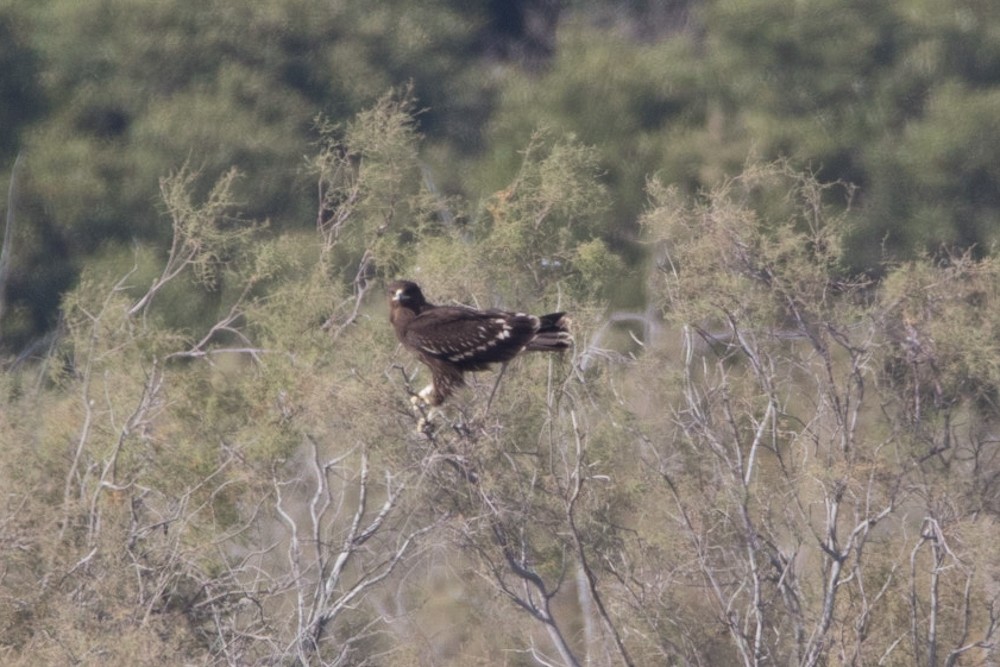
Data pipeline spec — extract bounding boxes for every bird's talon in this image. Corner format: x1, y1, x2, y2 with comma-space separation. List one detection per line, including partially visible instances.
417, 416, 437, 434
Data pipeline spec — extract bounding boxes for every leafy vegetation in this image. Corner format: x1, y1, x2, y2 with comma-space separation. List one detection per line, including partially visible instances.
4, 0, 1000, 347
3, 1, 1000, 664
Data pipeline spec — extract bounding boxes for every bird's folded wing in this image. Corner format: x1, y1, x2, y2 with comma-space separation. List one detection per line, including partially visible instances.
404, 307, 536, 364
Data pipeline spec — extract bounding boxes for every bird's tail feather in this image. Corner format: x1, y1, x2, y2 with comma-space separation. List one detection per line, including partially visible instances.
528, 313, 572, 351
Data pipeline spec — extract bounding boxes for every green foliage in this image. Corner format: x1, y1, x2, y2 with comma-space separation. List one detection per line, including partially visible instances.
893, 83, 1000, 250
5, 84, 1000, 662
474, 131, 610, 296
478, 22, 709, 236
0, 7, 45, 162
308, 89, 425, 285
638, 161, 1000, 663
1, 0, 498, 350
701, 0, 1000, 269
6, 0, 1000, 349
879, 251, 1000, 411
644, 161, 858, 328
399, 129, 619, 310
5, 0, 1000, 659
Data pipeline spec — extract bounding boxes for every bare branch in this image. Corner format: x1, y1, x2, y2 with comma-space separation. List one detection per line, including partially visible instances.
0, 152, 22, 342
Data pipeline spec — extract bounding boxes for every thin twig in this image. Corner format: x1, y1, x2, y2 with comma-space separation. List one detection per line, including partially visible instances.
0, 152, 23, 342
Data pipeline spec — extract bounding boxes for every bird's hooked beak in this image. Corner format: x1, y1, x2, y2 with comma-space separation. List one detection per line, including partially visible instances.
391, 288, 406, 303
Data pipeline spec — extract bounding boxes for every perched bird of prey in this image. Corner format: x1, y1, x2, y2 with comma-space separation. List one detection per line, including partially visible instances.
388, 280, 571, 415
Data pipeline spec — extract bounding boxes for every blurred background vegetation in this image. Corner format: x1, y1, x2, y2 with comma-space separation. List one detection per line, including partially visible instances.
4, 2, 1000, 664
3, 0, 1000, 353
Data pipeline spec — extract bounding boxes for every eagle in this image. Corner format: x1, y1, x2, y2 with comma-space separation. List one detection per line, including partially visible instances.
388, 280, 572, 415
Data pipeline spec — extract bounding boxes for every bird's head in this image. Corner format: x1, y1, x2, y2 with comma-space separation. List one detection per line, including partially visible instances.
387, 280, 427, 309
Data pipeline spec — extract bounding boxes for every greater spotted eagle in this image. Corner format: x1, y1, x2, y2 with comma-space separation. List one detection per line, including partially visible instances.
388, 280, 572, 409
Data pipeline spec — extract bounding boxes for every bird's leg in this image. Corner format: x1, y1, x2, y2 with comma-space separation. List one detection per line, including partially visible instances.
482, 362, 508, 419
410, 384, 435, 412
411, 384, 438, 431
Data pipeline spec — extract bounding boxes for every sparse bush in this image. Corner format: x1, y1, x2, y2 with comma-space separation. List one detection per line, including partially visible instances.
3, 99, 1000, 666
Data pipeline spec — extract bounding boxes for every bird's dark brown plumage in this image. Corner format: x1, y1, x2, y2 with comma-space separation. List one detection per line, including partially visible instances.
388, 280, 571, 406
